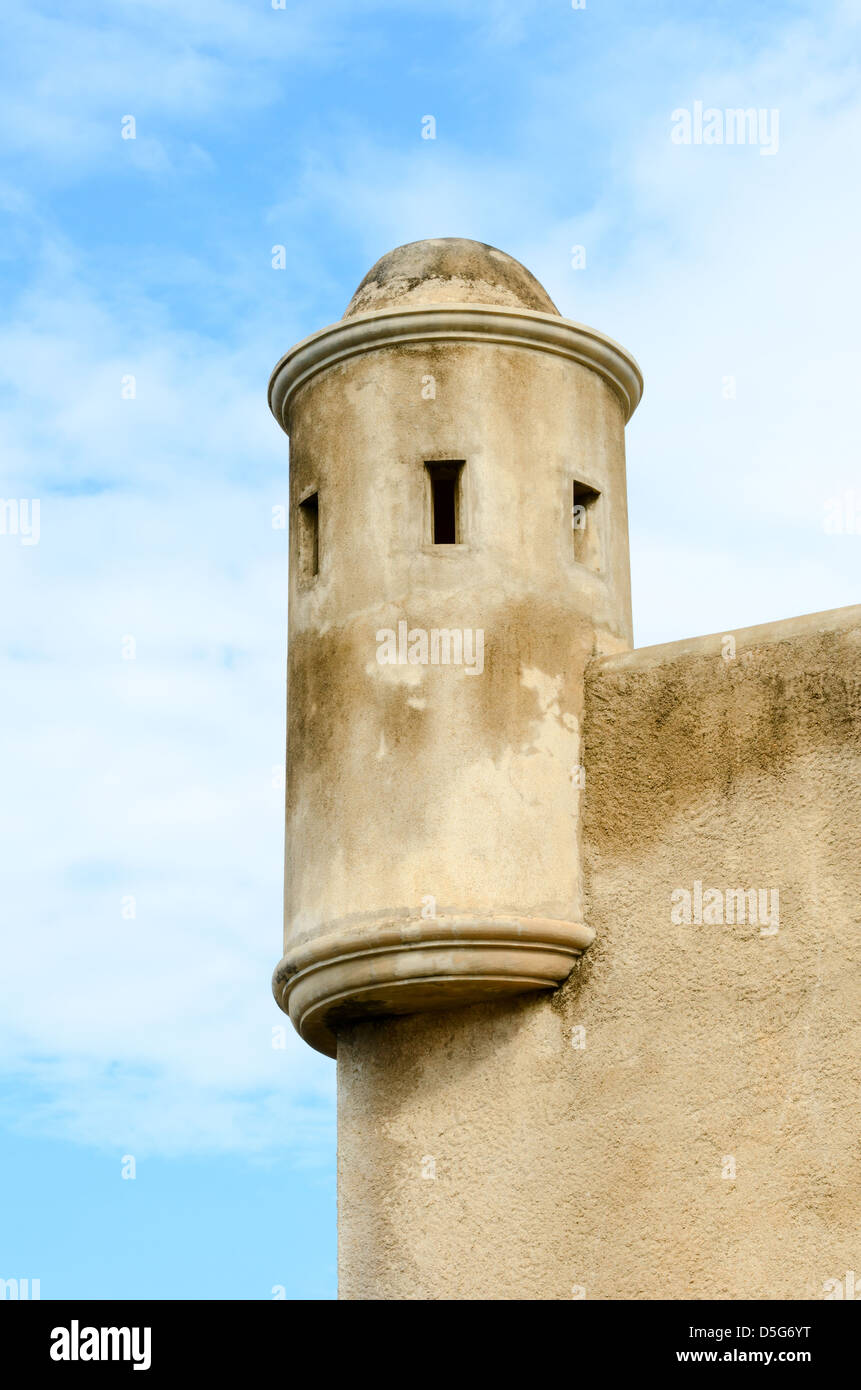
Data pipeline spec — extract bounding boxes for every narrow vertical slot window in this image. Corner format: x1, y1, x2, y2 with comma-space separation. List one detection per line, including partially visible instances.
426, 461, 464, 544
298, 492, 319, 579
571, 480, 601, 570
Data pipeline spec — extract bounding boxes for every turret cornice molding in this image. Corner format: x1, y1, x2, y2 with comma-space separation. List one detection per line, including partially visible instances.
268, 303, 644, 433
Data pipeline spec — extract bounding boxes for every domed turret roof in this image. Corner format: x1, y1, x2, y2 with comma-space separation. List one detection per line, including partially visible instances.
343, 237, 560, 318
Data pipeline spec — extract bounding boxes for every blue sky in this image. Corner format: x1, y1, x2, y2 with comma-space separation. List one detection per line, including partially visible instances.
0, 0, 858, 1300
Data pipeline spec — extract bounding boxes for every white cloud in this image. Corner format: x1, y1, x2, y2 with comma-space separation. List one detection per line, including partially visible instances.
0, 0, 324, 174
0, 246, 333, 1157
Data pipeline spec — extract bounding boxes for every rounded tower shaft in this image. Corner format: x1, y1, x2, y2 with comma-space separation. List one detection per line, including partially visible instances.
269, 238, 642, 1056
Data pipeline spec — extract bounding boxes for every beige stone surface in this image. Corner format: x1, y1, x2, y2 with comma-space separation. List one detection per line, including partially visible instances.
338, 606, 861, 1299
269, 242, 642, 1054
270, 238, 860, 1301
342, 236, 560, 318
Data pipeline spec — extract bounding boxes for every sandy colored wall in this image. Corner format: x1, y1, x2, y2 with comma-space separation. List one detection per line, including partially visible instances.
337, 604, 861, 1299
277, 327, 635, 1052
284, 340, 630, 950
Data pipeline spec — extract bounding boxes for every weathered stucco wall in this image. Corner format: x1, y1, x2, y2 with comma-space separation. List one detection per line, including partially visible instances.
337, 604, 861, 1299
276, 315, 637, 1053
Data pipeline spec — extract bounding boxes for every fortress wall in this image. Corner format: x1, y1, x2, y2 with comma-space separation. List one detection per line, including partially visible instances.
337, 605, 861, 1300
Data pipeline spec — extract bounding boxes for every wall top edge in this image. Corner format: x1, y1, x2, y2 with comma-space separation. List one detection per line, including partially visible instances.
267, 302, 644, 432
592, 603, 861, 676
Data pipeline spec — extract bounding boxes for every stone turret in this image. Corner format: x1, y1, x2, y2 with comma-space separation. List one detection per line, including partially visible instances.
268, 237, 642, 1057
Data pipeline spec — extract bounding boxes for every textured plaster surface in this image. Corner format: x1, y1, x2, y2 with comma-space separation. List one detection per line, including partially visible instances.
281, 326, 633, 1032
337, 606, 861, 1299
343, 237, 561, 318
